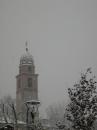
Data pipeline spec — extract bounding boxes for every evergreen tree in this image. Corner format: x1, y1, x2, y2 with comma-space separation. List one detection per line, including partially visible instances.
66, 68, 97, 130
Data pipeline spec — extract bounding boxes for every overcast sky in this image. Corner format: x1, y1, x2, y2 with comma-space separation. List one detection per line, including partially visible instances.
0, 0, 97, 117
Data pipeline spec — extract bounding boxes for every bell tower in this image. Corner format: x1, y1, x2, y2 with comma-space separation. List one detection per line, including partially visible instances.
16, 42, 39, 122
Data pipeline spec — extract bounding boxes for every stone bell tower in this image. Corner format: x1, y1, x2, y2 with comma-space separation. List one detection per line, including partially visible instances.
16, 42, 39, 122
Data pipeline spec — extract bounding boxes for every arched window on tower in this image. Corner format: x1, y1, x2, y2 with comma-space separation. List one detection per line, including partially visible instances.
28, 66, 32, 72
28, 78, 32, 87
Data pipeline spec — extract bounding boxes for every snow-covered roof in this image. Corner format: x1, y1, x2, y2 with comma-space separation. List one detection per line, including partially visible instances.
17, 120, 26, 124
0, 117, 12, 123
25, 100, 40, 105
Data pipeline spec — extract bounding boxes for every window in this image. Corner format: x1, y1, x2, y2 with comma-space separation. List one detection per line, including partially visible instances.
28, 66, 32, 72
28, 78, 32, 87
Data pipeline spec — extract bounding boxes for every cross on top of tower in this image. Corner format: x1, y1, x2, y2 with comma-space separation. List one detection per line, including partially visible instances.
25, 41, 28, 52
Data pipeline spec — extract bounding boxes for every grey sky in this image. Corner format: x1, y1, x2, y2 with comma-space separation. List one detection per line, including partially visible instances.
0, 0, 97, 117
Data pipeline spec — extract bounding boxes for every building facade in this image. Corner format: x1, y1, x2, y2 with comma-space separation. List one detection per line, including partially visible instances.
16, 44, 39, 123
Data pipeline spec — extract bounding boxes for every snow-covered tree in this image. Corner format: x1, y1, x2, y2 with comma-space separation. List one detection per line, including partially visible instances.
66, 68, 97, 130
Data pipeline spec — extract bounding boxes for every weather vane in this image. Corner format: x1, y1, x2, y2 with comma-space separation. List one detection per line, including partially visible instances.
25, 41, 28, 52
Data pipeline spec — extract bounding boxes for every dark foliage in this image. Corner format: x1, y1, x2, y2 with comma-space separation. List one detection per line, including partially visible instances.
66, 68, 97, 130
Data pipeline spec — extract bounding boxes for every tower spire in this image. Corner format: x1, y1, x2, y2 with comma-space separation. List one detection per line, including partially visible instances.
25, 41, 28, 52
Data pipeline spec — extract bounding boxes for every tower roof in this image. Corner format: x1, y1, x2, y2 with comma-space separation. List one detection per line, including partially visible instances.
20, 42, 34, 66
